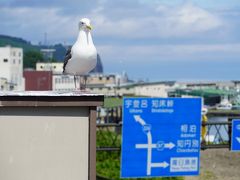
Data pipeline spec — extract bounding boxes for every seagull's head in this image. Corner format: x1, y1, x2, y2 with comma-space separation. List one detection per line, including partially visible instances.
79, 18, 92, 31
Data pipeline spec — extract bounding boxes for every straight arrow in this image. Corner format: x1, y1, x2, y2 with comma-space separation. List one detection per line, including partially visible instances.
135, 142, 175, 150
134, 115, 146, 126
151, 162, 169, 168
164, 142, 175, 149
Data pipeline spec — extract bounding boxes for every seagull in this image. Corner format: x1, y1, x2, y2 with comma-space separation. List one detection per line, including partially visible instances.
63, 18, 97, 90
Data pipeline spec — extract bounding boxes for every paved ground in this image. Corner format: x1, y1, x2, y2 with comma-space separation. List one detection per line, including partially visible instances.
185, 149, 240, 180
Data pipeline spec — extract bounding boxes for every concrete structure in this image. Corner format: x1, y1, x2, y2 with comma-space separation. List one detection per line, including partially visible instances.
0, 91, 104, 180
0, 46, 24, 90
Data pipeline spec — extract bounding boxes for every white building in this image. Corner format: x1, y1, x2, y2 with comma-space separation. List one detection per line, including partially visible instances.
36, 62, 131, 94
51, 73, 130, 94
36, 62, 63, 74
134, 82, 176, 97
0, 46, 24, 90
53, 74, 75, 91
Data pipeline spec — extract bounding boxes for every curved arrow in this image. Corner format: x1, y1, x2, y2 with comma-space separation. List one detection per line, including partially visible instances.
134, 115, 152, 175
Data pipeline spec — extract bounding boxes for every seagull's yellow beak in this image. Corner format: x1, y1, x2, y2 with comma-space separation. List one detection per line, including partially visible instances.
86, 25, 92, 30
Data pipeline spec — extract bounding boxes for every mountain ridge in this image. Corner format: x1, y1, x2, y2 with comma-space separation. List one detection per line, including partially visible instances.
0, 34, 67, 61
0, 35, 104, 73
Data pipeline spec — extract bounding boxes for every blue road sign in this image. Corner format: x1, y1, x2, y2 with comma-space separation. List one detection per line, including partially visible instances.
231, 119, 240, 152
121, 97, 202, 178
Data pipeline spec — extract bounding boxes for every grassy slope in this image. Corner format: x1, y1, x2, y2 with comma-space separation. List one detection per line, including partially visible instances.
104, 97, 123, 108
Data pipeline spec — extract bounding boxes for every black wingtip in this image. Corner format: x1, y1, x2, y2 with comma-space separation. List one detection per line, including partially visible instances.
62, 47, 72, 74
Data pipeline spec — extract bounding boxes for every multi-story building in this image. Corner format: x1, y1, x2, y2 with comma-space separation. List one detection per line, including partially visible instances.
0, 46, 24, 90
52, 73, 129, 93
36, 62, 129, 93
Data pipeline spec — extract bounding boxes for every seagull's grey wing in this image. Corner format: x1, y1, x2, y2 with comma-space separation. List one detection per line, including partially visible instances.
63, 47, 72, 73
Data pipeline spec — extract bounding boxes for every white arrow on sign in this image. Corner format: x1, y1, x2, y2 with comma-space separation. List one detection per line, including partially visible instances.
134, 115, 146, 126
134, 115, 152, 175
151, 162, 169, 168
164, 142, 175, 149
236, 137, 240, 143
135, 142, 175, 150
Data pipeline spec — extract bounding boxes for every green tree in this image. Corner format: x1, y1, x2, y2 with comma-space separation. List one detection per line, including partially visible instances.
23, 50, 44, 69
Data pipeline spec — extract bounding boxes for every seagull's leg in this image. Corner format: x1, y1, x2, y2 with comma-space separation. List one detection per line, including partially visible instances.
79, 75, 86, 90
74, 75, 77, 89
79, 76, 82, 90
84, 75, 87, 90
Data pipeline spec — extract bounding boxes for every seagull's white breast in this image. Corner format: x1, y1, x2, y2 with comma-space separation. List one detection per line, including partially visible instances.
64, 31, 97, 75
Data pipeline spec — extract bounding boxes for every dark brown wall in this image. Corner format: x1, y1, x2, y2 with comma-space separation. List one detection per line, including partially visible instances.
23, 70, 52, 91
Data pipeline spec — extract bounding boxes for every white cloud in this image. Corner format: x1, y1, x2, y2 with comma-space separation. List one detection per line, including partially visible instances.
89, 3, 223, 38
164, 3, 223, 35
0, 7, 80, 43
98, 43, 240, 62
0, 2, 227, 43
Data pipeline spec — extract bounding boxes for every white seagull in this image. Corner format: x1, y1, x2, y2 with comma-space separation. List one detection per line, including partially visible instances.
63, 18, 97, 89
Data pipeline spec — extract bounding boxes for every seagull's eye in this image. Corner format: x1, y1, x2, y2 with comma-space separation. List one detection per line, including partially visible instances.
81, 22, 84, 25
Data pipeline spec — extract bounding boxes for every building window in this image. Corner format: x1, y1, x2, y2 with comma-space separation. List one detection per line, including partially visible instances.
13, 59, 16, 64
12, 51, 16, 56
54, 66, 56, 69
40, 66, 43, 69
19, 52, 21, 57
19, 59, 21, 64
3, 59, 8, 63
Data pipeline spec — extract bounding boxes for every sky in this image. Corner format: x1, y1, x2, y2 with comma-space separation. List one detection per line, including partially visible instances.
0, 0, 240, 81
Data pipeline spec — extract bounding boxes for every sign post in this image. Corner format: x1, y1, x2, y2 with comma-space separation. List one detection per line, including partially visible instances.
121, 97, 202, 178
231, 119, 240, 152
